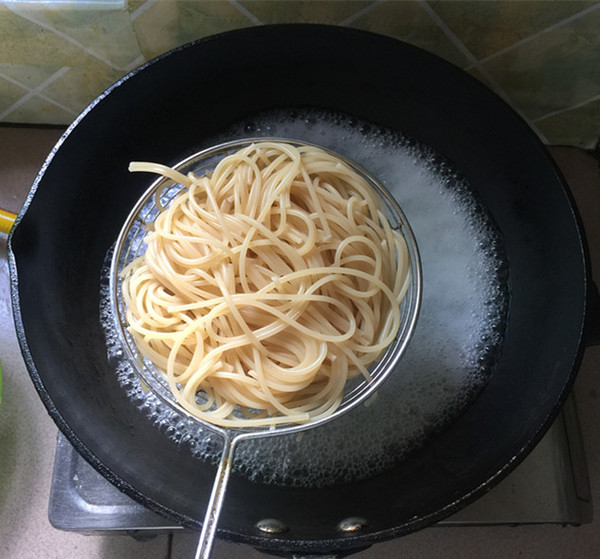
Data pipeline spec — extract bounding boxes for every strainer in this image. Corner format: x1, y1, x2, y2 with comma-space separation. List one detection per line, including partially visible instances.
109, 139, 421, 558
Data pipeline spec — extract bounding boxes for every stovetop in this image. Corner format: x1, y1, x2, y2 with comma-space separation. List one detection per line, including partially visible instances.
48, 393, 591, 535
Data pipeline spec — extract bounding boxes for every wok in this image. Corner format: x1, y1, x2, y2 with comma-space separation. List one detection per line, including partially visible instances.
8, 25, 594, 556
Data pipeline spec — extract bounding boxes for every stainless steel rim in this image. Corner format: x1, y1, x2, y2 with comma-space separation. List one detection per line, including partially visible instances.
109, 137, 422, 442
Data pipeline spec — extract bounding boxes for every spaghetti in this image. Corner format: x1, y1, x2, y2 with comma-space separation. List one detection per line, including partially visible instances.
121, 141, 411, 427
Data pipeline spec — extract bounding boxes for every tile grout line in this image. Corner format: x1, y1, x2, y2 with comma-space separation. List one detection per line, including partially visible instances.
0, 66, 76, 121
122, 54, 147, 74
338, 0, 384, 26
228, 0, 263, 26
26, 90, 78, 116
417, 0, 549, 144
130, 0, 157, 21
466, 1, 600, 69
533, 92, 600, 123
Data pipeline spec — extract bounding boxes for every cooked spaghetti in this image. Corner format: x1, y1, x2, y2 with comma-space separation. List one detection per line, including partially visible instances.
121, 141, 410, 427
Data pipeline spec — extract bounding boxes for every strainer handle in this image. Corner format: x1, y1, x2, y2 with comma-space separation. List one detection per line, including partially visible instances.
195, 435, 236, 559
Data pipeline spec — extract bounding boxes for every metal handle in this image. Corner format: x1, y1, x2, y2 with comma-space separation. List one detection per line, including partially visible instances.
194, 435, 236, 559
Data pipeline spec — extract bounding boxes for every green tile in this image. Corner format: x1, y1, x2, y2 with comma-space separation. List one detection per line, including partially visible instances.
132, 0, 255, 60
0, 3, 130, 119
238, 0, 372, 24
5, 2, 142, 70
0, 75, 27, 116
482, 7, 600, 120
0, 93, 74, 125
0, 5, 112, 69
428, 0, 598, 60
0, 5, 70, 66
347, 0, 471, 68
535, 98, 600, 149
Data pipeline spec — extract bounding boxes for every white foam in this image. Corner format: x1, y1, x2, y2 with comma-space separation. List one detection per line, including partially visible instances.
100, 108, 508, 487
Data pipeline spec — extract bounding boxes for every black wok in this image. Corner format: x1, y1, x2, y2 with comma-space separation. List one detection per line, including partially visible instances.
8, 25, 593, 556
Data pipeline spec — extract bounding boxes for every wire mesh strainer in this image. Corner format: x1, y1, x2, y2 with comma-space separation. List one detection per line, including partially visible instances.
109, 139, 421, 558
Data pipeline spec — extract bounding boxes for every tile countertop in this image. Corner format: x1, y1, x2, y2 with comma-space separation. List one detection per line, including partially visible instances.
0, 126, 599, 559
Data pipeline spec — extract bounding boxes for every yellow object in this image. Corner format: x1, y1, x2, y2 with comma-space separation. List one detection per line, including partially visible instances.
0, 208, 17, 234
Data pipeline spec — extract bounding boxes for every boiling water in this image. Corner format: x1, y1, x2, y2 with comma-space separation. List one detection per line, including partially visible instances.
100, 108, 508, 488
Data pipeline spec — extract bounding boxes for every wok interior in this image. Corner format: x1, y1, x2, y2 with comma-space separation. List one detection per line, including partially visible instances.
10, 26, 587, 554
